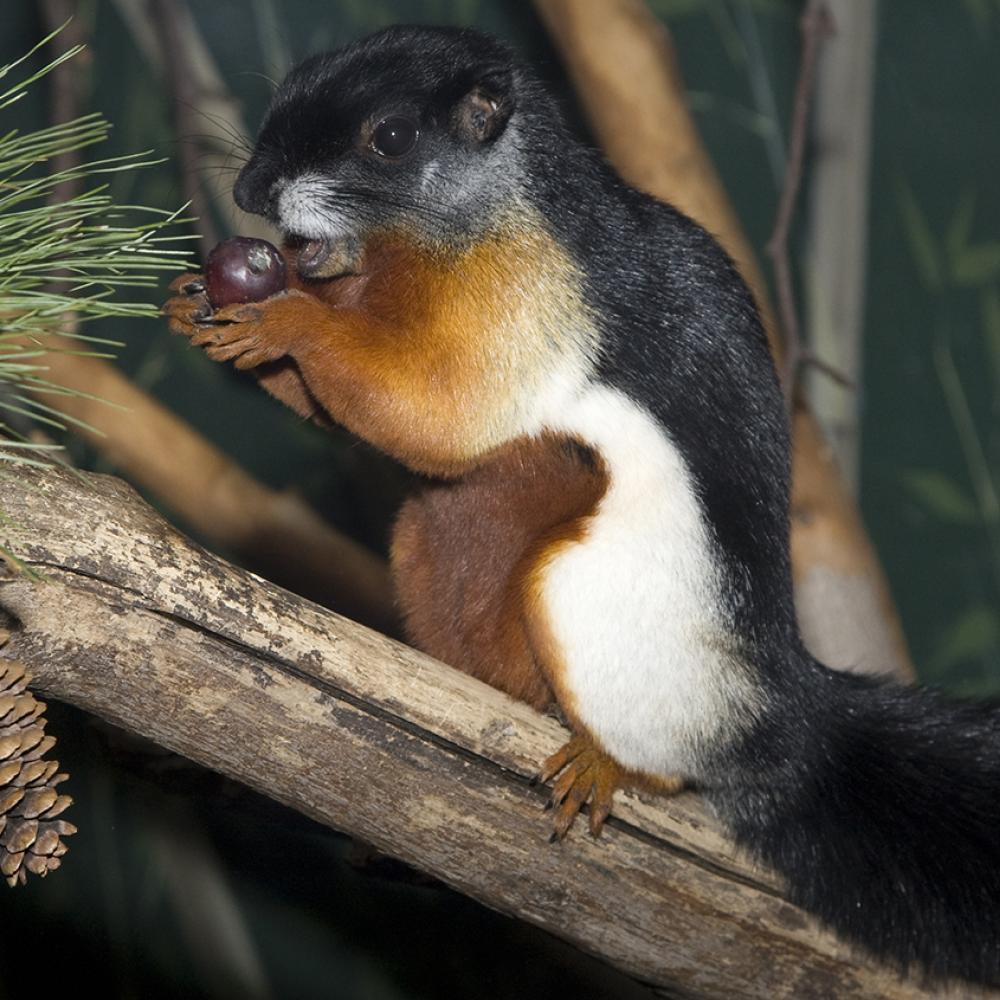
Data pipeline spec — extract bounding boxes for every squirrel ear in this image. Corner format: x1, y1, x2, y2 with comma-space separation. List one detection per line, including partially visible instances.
453, 72, 514, 144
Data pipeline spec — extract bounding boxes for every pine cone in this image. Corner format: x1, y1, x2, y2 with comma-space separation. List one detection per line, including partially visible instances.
0, 658, 75, 886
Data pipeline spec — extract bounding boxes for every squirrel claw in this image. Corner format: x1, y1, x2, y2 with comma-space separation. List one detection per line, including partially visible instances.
539, 735, 625, 841
169, 272, 205, 294
537, 734, 589, 785
539, 736, 685, 839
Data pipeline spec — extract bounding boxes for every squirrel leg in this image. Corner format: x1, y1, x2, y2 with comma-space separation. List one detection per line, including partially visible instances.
539, 733, 685, 840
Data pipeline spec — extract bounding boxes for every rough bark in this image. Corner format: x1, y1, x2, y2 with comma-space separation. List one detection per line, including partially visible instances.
0, 466, 948, 1000
25, 343, 395, 635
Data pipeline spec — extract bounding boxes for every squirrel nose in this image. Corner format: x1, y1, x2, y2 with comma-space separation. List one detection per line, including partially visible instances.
234, 159, 278, 218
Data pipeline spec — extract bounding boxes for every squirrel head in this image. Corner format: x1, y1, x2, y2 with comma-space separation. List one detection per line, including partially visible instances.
234, 26, 539, 278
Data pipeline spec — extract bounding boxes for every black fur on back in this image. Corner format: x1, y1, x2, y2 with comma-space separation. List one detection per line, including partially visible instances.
518, 107, 1000, 982
517, 116, 797, 649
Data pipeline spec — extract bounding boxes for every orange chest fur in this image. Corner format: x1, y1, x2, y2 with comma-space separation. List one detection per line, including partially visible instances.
281, 225, 596, 474
290, 228, 557, 355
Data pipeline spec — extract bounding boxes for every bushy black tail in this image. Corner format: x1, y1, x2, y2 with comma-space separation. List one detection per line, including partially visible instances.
714, 666, 1000, 986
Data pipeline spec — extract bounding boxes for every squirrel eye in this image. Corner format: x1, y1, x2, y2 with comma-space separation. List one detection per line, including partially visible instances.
371, 116, 419, 158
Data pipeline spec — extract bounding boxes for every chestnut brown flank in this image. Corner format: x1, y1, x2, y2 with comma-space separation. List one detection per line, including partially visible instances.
392, 434, 608, 710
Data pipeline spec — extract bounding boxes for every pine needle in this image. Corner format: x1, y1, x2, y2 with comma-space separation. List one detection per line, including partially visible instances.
0, 32, 192, 492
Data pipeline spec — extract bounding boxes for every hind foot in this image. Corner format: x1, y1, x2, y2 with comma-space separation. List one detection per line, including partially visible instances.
537, 734, 685, 840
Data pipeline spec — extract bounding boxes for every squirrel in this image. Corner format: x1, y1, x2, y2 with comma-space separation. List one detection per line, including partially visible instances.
163, 25, 1000, 987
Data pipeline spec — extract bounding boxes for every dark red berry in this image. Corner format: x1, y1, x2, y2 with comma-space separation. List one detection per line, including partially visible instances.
205, 237, 287, 308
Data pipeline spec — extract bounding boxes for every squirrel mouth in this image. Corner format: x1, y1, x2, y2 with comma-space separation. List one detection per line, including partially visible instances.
292, 236, 333, 276
284, 234, 363, 280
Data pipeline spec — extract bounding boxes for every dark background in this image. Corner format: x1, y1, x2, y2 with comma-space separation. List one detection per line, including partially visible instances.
2, 1, 999, 996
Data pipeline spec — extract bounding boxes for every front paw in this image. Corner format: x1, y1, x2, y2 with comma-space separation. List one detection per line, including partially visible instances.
163, 275, 295, 370
188, 302, 286, 369
162, 273, 212, 337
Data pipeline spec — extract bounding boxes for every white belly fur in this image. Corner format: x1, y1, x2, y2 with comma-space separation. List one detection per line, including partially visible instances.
540, 384, 760, 776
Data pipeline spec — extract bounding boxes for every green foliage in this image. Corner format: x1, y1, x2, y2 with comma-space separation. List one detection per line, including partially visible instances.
960, 0, 1000, 36
929, 604, 1000, 684
981, 286, 1000, 393
893, 175, 1000, 689
901, 468, 978, 524
897, 181, 1000, 291
894, 178, 945, 291
0, 28, 189, 473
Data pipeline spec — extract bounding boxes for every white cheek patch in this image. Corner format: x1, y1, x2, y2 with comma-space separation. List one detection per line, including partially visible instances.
539, 385, 761, 777
275, 173, 353, 240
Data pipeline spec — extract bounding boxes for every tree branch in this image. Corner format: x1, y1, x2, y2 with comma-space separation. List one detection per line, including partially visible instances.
150, 0, 222, 256
765, 0, 835, 403
111, 0, 276, 244
23, 346, 396, 632
0, 466, 937, 999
